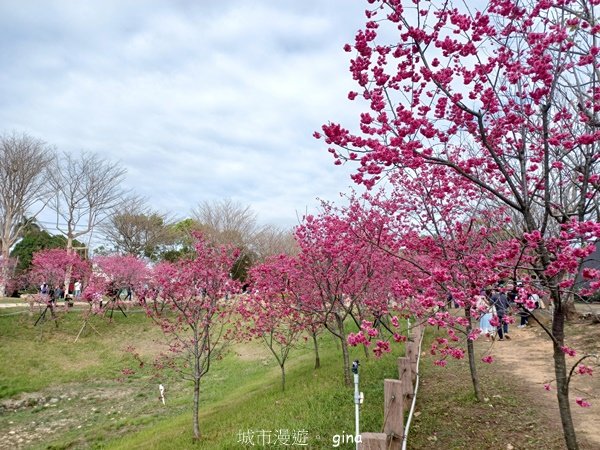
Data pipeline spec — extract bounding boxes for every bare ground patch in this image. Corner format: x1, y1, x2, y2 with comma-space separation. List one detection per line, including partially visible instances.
409, 317, 599, 449
484, 319, 600, 449
0, 380, 187, 450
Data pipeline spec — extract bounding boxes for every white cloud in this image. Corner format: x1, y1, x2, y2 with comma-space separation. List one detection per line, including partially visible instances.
0, 0, 367, 231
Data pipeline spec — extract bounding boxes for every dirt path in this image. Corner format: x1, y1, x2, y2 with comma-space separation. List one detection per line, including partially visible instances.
489, 320, 600, 448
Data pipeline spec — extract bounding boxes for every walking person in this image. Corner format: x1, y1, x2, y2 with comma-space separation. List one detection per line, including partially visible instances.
74, 280, 82, 299
518, 293, 540, 328
490, 286, 511, 340
54, 285, 64, 301
476, 291, 496, 341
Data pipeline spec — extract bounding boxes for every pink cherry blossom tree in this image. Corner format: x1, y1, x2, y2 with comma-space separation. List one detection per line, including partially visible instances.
29, 248, 90, 302
141, 234, 241, 441
28, 249, 90, 326
293, 208, 401, 386
239, 254, 307, 391
331, 175, 516, 402
84, 254, 150, 307
319, 1, 600, 447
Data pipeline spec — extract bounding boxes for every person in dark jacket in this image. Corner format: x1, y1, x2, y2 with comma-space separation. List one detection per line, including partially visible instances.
54, 285, 64, 301
491, 286, 511, 340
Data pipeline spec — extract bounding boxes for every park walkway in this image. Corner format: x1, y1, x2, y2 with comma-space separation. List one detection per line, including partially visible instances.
489, 319, 600, 448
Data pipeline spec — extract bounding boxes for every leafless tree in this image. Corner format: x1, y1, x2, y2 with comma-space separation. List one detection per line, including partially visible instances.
100, 196, 175, 259
48, 151, 127, 294
0, 132, 55, 296
192, 198, 259, 249
192, 199, 299, 262
192, 199, 276, 280
252, 224, 298, 261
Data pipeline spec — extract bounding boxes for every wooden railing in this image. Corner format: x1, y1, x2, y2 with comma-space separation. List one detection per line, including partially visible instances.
359, 323, 425, 450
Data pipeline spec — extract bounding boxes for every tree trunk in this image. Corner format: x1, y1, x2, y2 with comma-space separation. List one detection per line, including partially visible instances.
312, 331, 321, 369
193, 327, 201, 441
0, 247, 10, 297
193, 375, 201, 440
63, 236, 74, 299
280, 363, 286, 392
552, 301, 579, 450
335, 314, 352, 387
363, 341, 370, 360
464, 307, 482, 402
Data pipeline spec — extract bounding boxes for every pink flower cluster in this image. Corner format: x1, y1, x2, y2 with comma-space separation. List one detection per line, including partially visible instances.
361, 320, 379, 337
468, 329, 482, 341
393, 333, 407, 342
347, 332, 370, 347
373, 340, 391, 358
576, 365, 593, 376
560, 346, 577, 357
576, 398, 591, 408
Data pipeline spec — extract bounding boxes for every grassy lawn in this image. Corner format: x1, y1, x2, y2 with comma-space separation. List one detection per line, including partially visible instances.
0, 307, 158, 398
0, 296, 28, 304
107, 338, 403, 450
0, 308, 405, 449
0, 307, 574, 449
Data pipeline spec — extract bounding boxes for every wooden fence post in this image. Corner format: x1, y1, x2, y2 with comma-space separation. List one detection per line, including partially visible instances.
358, 432, 388, 450
361, 324, 423, 450
383, 379, 404, 450
405, 342, 417, 383
412, 324, 422, 345
397, 356, 414, 399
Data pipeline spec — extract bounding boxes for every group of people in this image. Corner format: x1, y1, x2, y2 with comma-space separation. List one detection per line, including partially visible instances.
475, 283, 543, 341
39, 280, 82, 302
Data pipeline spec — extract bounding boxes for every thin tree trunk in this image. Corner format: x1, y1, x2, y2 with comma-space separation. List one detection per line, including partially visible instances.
335, 314, 352, 387
552, 301, 579, 450
0, 247, 10, 297
50, 304, 58, 328
192, 326, 201, 441
63, 236, 74, 301
280, 363, 286, 392
464, 306, 482, 402
63, 262, 74, 312
193, 375, 201, 440
312, 331, 321, 369
363, 338, 370, 360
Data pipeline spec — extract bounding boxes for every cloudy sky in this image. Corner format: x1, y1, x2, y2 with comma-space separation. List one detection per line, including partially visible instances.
0, 0, 368, 230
